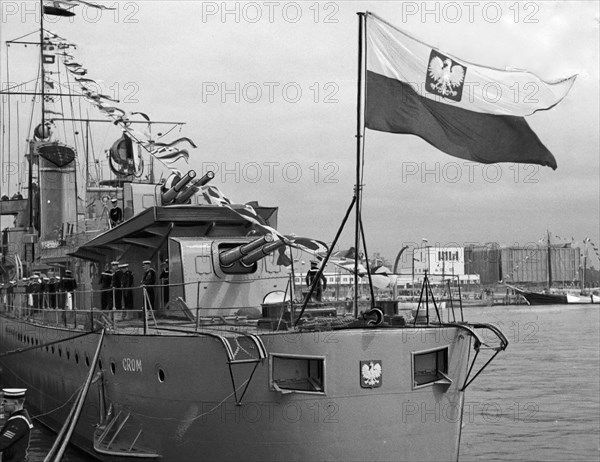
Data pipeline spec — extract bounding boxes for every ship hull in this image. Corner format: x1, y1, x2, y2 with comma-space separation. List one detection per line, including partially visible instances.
0, 314, 474, 462
518, 291, 599, 305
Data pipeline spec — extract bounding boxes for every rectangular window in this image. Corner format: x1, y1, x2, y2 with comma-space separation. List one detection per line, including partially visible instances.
270, 354, 325, 394
412, 347, 451, 388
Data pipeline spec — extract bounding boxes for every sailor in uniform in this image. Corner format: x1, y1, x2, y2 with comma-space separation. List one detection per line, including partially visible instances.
99, 265, 113, 310
109, 198, 123, 227
110, 261, 123, 310
0, 388, 33, 462
305, 260, 327, 302
120, 263, 134, 312
60, 270, 77, 310
159, 259, 169, 307
141, 260, 156, 311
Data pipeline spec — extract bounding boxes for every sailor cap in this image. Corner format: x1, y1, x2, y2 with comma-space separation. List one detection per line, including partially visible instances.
111, 261, 119, 265
2, 388, 27, 399
65, 270, 72, 275
119, 263, 128, 268
111, 198, 118, 203
143, 260, 151, 265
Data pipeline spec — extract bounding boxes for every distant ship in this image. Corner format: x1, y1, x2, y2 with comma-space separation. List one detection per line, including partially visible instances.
0, 5, 510, 461
507, 232, 599, 306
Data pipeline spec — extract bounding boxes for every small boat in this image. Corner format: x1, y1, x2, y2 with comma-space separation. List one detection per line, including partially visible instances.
508, 286, 599, 305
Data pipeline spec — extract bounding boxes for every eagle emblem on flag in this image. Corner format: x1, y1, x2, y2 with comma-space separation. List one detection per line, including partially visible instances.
426, 50, 466, 101
360, 360, 382, 388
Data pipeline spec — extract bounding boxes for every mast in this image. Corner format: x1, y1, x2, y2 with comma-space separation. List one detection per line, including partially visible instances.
354, 12, 365, 316
39, 0, 45, 129
547, 230, 552, 288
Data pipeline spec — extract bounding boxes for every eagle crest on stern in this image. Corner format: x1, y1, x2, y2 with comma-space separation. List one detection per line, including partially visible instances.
360, 360, 383, 388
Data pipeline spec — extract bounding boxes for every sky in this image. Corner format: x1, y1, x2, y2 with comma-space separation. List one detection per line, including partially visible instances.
1, 1, 599, 265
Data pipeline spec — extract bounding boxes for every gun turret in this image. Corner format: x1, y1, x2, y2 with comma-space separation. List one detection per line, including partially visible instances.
161, 170, 196, 204
240, 240, 285, 267
219, 234, 274, 267
173, 171, 216, 204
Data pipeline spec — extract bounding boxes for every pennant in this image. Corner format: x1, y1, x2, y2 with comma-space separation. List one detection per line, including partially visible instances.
152, 149, 189, 164
152, 137, 198, 149
365, 13, 576, 170
67, 68, 87, 76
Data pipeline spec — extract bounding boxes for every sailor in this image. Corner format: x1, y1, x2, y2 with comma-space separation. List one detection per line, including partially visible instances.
23, 277, 33, 316
159, 259, 169, 307
120, 264, 134, 312
141, 260, 156, 311
47, 274, 58, 309
109, 198, 123, 227
99, 264, 113, 310
60, 270, 77, 310
30, 274, 42, 312
110, 261, 123, 310
0, 388, 33, 462
42, 277, 50, 309
305, 260, 327, 303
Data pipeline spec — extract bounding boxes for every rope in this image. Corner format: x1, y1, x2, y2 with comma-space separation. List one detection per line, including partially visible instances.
0, 329, 102, 358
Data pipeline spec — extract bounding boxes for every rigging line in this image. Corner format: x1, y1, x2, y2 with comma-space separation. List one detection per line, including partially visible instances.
16, 100, 21, 191
72, 72, 87, 166
5, 30, 40, 44
1, 78, 42, 93
32, 383, 84, 420
86, 109, 100, 185
6, 44, 12, 196
65, 62, 81, 155
0, 328, 103, 358
359, 217, 376, 310
56, 58, 68, 142
155, 123, 180, 141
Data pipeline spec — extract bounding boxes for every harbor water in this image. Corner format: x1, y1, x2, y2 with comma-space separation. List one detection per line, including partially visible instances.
460, 304, 600, 462
17, 304, 600, 462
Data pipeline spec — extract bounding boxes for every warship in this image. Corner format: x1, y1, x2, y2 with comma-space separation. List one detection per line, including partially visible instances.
0, 4, 511, 461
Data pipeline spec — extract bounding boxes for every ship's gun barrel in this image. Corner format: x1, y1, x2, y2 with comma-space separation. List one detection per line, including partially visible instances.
162, 170, 196, 204
240, 240, 285, 267
219, 234, 274, 267
173, 171, 216, 204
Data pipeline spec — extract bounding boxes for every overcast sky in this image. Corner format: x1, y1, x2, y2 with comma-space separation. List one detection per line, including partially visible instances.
1, 1, 599, 265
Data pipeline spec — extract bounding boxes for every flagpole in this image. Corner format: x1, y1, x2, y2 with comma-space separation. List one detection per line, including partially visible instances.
354, 12, 365, 317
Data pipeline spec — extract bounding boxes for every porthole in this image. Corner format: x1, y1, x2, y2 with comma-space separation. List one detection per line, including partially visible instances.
157, 368, 166, 383
98, 359, 103, 370
51, 346, 55, 354
66, 350, 70, 360
110, 362, 116, 374
85, 355, 90, 367
58, 348, 62, 357
75, 353, 79, 364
